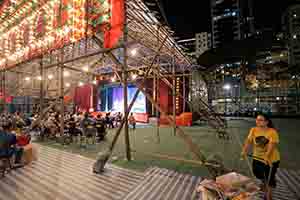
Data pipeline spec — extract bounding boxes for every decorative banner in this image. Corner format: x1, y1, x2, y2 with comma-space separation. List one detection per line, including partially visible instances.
104, 0, 125, 49
0, 0, 118, 69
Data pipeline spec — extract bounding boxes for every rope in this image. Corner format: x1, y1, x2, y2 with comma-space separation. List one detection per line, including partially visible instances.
231, 127, 255, 178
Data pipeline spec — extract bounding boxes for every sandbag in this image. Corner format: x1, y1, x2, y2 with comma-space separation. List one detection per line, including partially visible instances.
93, 149, 111, 173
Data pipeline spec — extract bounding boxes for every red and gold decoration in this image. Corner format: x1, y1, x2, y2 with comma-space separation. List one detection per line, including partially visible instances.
0, 0, 124, 69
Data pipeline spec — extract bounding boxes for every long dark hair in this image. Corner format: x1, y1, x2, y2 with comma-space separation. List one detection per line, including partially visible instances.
256, 113, 275, 129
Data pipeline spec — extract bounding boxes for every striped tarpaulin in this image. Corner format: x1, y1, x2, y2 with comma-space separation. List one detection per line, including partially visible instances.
122, 167, 202, 200
0, 145, 145, 200
0, 145, 299, 200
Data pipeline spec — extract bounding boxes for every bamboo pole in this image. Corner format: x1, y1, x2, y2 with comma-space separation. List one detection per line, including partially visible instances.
123, 4, 131, 161
40, 57, 44, 116
3, 69, 6, 112
131, 150, 221, 168
183, 75, 186, 112
156, 25, 160, 143
96, 34, 169, 159
172, 55, 176, 136
60, 48, 65, 136
98, 35, 221, 177
156, 66, 160, 143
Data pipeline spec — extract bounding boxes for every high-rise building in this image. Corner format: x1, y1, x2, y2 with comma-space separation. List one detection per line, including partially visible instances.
282, 4, 300, 66
195, 32, 212, 57
210, 0, 255, 48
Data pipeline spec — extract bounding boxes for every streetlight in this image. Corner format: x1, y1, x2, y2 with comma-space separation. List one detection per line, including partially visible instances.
223, 84, 231, 116
223, 84, 231, 90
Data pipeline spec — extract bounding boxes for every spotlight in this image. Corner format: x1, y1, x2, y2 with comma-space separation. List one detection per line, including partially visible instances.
111, 77, 116, 82
78, 82, 84, 86
65, 83, 71, 87
25, 77, 30, 81
37, 76, 42, 80
92, 80, 97, 85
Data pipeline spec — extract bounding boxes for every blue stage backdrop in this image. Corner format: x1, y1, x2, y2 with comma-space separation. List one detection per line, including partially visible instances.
98, 84, 146, 113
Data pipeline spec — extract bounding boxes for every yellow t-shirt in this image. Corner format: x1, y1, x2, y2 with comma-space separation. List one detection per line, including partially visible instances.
247, 127, 280, 163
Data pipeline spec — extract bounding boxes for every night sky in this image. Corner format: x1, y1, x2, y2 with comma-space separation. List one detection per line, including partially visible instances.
161, 0, 298, 38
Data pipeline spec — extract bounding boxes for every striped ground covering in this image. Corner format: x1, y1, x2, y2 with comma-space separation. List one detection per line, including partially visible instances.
0, 145, 299, 200
123, 167, 202, 200
0, 145, 201, 200
0, 145, 145, 200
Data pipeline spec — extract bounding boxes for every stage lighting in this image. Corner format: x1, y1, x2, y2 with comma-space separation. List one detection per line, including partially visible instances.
92, 80, 97, 85
25, 77, 30, 81
48, 74, 53, 79
63, 71, 70, 77
130, 48, 137, 56
36, 76, 42, 80
111, 77, 116, 82
78, 82, 84, 86
65, 83, 71, 87
83, 66, 89, 72
89, 108, 94, 112
131, 73, 137, 80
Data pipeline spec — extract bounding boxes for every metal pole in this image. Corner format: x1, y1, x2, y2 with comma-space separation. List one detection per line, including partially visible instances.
123, 1, 131, 161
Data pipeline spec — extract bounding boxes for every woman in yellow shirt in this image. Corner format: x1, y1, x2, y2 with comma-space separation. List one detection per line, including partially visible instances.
242, 113, 280, 200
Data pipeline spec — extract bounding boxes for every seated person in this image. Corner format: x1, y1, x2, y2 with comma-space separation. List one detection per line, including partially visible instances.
105, 113, 114, 128
67, 117, 82, 136
80, 112, 95, 138
95, 115, 106, 141
0, 122, 23, 166
115, 112, 123, 127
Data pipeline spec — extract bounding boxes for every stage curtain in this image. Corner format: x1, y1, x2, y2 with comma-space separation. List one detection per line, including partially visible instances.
159, 81, 169, 114
100, 88, 106, 111
74, 85, 92, 112
106, 87, 113, 111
